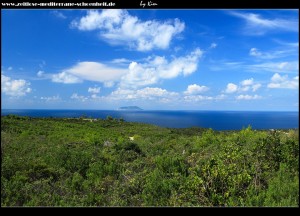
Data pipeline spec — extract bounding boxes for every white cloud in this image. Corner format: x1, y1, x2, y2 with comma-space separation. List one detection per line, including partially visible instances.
52, 72, 82, 84
50, 48, 201, 87
215, 94, 227, 100
210, 43, 217, 49
107, 85, 227, 103
249, 48, 262, 57
40, 95, 61, 102
271, 73, 285, 82
268, 73, 298, 89
70, 92, 103, 102
252, 83, 262, 92
71, 9, 124, 31
88, 87, 100, 94
39, 60, 46, 69
240, 86, 250, 92
71, 9, 185, 51
184, 84, 209, 95
109, 87, 178, 101
51, 10, 67, 19
37, 70, 45, 77
121, 48, 203, 88
183, 95, 213, 102
104, 81, 114, 88
241, 78, 254, 86
63, 61, 126, 82
8, 66, 13, 71
240, 78, 261, 92
110, 58, 131, 64
110, 88, 135, 100
137, 87, 178, 99
225, 78, 261, 94
121, 61, 158, 87
174, 46, 182, 52
1, 74, 31, 97
236, 94, 262, 100
225, 83, 238, 93
183, 94, 227, 102
52, 62, 126, 84
91, 94, 102, 99
229, 11, 298, 35
70, 93, 88, 102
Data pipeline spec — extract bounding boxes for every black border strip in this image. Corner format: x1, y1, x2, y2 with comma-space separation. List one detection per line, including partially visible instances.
1, 0, 299, 9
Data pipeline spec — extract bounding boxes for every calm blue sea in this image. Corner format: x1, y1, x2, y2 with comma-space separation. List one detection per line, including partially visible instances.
1, 109, 299, 131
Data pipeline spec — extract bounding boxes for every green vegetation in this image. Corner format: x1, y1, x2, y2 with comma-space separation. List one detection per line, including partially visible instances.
1, 115, 299, 207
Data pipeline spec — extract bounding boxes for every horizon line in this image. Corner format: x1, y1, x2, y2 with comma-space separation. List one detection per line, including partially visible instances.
1, 108, 299, 112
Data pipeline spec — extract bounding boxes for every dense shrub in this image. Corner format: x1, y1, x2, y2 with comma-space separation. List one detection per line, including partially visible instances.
1, 116, 298, 206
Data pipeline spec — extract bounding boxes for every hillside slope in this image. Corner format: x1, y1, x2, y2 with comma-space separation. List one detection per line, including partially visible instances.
1, 115, 299, 206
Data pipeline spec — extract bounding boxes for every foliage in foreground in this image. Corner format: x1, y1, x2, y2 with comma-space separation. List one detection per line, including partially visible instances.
1, 115, 299, 207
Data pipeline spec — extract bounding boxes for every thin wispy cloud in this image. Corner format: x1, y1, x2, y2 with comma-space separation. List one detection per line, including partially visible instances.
51, 10, 67, 19
247, 61, 299, 74
273, 39, 299, 47
110, 58, 132, 64
229, 11, 298, 35
208, 60, 244, 72
210, 59, 298, 74
249, 47, 297, 60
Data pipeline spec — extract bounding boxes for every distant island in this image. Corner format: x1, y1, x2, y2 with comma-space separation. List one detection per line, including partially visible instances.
117, 106, 143, 111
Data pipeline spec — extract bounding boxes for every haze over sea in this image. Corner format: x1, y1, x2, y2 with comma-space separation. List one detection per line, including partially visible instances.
1, 109, 298, 131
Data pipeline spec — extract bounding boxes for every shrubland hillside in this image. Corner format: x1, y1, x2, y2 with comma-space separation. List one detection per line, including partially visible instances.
1, 115, 299, 206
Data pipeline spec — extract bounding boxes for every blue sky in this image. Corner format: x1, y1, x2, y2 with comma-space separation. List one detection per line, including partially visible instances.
1, 9, 299, 111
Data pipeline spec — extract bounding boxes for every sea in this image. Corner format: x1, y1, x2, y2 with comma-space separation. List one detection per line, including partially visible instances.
1, 109, 299, 131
